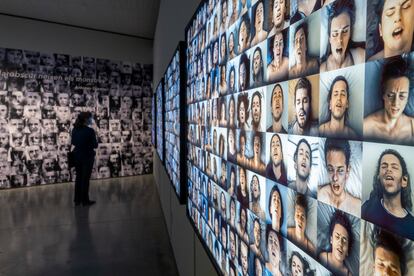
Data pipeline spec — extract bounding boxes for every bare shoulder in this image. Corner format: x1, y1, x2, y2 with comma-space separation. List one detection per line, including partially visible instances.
320, 61, 327, 73
318, 184, 330, 200
350, 47, 365, 64
364, 111, 382, 124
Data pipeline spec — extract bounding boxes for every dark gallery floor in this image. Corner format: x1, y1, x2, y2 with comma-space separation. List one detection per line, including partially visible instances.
0, 175, 178, 276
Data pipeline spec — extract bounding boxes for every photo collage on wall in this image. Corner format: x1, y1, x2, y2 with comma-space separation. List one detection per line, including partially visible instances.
164, 43, 186, 201
185, 0, 414, 275
0, 46, 153, 188
156, 80, 165, 162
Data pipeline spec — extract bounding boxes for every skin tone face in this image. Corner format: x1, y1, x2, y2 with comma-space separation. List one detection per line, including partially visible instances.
273, 0, 286, 29
229, 130, 235, 151
271, 135, 283, 166
255, 2, 265, 32
240, 209, 247, 230
239, 63, 246, 90
382, 76, 409, 120
229, 33, 235, 54
374, 247, 402, 276
240, 136, 246, 155
267, 231, 281, 265
239, 21, 249, 51
240, 169, 247, 194
295, 28, 307, 65
294, 205, 307, 232
230, 232, 236, 258
295, 88, 310, 128
272, 86, 283, 121
327, 150, 350, 197
230, 70, 235, 89
330, 13, 351, 63
270, 190, 282, 227
253, 50, 262, 76
230, 100, 235, 120
331, 223, 349, 263
241, 242, 249, 275
379, 154, 406, 196
252, 175, 260, 198
273, 32, 284, 64
291, 255, 304, 276
230, 201, 236, 221
330, 80, 349, 120
252, 95, 261, 124
379, 0, 414, 57
239, 102, 247, 124
295, 142, 311, 180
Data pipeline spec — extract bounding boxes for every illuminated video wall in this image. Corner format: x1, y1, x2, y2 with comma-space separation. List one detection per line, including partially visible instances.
0, 46, 153, 189
185, 0, 414, 275
164, 42, 187, 202
156, 80, 165, 162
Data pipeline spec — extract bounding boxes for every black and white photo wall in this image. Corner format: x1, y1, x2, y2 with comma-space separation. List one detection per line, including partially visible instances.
0, 46, 153, 189
185, 0, 414, 275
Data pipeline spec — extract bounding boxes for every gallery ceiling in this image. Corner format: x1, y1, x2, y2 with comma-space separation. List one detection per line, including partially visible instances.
0, 0, 160, 39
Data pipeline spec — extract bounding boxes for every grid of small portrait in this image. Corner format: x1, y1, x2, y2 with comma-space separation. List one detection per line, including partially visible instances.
184, 0, 414, 276
156, 82, 164, 162
0, 47, 153, 189
164, 50, 182, 197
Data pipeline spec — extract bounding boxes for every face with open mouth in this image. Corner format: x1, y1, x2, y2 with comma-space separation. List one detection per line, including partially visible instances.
252, 94, 262, 124
239, 21, 249, 52
295, 141, 311, 180
272, 85, 284, 121
294, 27, 307, 65
327, 150, 349, 197
271, 134, 283, 166
253, 220, 261, 246
270, 190, 282, 225
273, 32, 284, 63
253, 50, 262, 75
379, 153, 405, 195
380, 0, 414, 57
331, 223, 349, 263
267, 230, 281, 264
273, 0, 286, 29
295, 88, 310, 129
291, 254, 304, 276
255, 2, 264, 32
383, 76, 409, 120
329, 80, 349, 120
329, 12, 351, 63
254, 136, 261, 157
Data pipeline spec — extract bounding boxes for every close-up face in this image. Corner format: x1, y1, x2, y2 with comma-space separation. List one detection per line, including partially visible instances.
272, 85, 283, 121
255, 2, 265, 30
331, 223, 350, 263
295, 141, 311, 180
221, 36, 226, 59
273, 32, 284, 61
230, 200, 236, 219
230, 231, 236, 258
239, 21, 248, 51
273, 0, 286, 29
239, 62, 247, 90
295, 88, 310, 128
294, 27, 307, 64
374, 246, 402, 276
254, 135, 261, 156
229, 130, 235, 150
327, 150, 349, 197
28, 146, 41, 159
330, 12, 351, 62
57, 93, 69, 106
252, 94, 261, 124
267, 231, 281, 263
379, 153, 405, 196
330, 80, 349, 120
0, 133, 8, 147
240, 208, 247, 228
229, 33, 235, 53
230, 99, 235, 118
382, 76, 410, 119
294, 204, 307, 231
291, 255, 304, 276
240, 168, 247, 191
251, 175, 260, 198
271, 135, 283, 166
379, 0, 414, 56
253, 49, 262, 75
241, 243, 249, 275
239, 101, 246, 123
230, 70, 235, 89
0, 105, 7, 118
270, 190, 282, 224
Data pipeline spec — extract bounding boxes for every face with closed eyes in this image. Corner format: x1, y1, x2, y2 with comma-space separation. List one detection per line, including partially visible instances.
329, 12, 351, 63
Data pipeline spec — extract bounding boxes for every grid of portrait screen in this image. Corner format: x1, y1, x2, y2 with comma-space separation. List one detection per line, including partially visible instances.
165, 51, 182, 196
0, 46, 153, 188
186, 0, 414, 276
152, 92, 156, 147
156, 82, 164, 161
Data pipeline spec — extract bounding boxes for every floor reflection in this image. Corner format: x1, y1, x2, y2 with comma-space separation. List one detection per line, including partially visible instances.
0, 175, 178, 276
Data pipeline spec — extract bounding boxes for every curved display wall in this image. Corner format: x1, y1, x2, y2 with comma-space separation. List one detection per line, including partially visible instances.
184, 0, 414, 275
0, 46, 153, 188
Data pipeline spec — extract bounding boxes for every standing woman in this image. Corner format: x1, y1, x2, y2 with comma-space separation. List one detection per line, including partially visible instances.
71, 111, 98, 206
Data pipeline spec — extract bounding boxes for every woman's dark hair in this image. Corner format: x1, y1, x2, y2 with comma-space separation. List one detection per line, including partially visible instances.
369, 149, 412, 210
268, 184, 284, 228
329, 210, 354, 254
289, 251, 315, 276
74, 111, 92, 128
